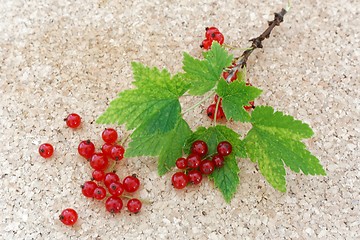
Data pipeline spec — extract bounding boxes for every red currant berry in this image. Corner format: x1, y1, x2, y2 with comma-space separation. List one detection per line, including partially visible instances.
92, 170, 105, 181
191, 140, 208, 157
187, 153, 201, 169
127, 198, 142, 213
102, 128, 118, 144
104, 172, 120, 188
81, 181, 98, 198
78, 140, 95, 159
123, 175, 140, 193
176, 157, 188, 169
108, 182, 124, 197
214, 94, 222, 104
187, 170, 203, 185
217, 141, 232, 156
110, 145, 125, 161
171, 172, 189, 189
222, 70, 238, 82
245, 81, 252, 86
93, 186, 107, 200
206, 104, 225, 120
39, 143, 54, 158
210, 32, 224, 45
90, 153, 109, 171
212, 154, 225, 168
244, 101, 255, 111
59, 208, 78, 226
105, 196, 123, 214
101, 142, 114, 157
65, 113, 81, 128
199, 160, 215, 175
200, 38, 212, 50
205, 27, 220, 39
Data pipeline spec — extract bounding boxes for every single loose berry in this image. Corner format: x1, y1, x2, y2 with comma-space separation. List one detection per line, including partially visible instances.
78, 140, 95, 159
101, 143, 114, 157
123, 175, 140, 193
210, 32, 224, 45
81, 181, 98, 198
39, 143, 54, 158
217, 141, 232, 156
199, 160, 215, 175
212, 154, 225, 168
110, 145, 125, 161
90, 153, 109, 171
93, 186, 107, 200
187, 153, 202, 169
102, 128, 118, 144
59, 208, 78, 226
175, 157, 188, 170
104, 172, 120, 188
65, 113, 81, 128
206, 104, 225, 120
92, 170, 105, 181
205, 27, 220, 39
191, 140, 208, 157
127, 198, 142, 213
172, 172, 189, 189
187, 170, 203, 185
108, 182, 124, 197
105, 196, 123, 213
201, 38, 212, 50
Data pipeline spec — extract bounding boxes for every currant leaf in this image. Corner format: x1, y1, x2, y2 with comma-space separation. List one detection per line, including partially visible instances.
125, 118, 192, 175
97, 62, 190, 135
182, 42, 233, 95
243, 106, 326, 192
216, 80, 262, 122
209, 154, 239, 203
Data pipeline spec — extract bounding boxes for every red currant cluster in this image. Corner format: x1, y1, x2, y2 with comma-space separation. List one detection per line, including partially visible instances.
38, 113, 142, 226
171, 140, 233, 189
200, 27, 224, 50
78, 128, 142, 214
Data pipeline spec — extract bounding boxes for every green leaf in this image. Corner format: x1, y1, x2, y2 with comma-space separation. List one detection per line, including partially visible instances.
209, 154, 240, 203
216, 80, 262, 122
244, 106, 326, 192
182, 42, 233, 95
184, 125, 245, 202
97, 62, 190, 135
125, 118, 192, 175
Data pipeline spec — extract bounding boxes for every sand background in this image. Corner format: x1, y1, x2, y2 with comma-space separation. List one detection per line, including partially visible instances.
0, 0, 359, 239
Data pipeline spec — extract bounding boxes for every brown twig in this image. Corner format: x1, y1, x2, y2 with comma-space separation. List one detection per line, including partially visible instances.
226, 8, 287, 83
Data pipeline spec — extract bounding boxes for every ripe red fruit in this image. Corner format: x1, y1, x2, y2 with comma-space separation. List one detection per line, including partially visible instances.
123, 175, 140, 193
65, 113, 81, 128
201, 38, 212, 50
214, 94, 222, 104
78, 140, 95, 159
187, 170, 203, 185
171, 172, 189, 189
93, 186, 107, 200
205, 27, 220, 39
199, 160, 215, 175
110, 145, 125, 161
175, 157, 188, 169
90, 153, 109, 171
212, 154, 225, 168
217, 141, 233, 156
191, 140, 208, 157
104, 172, 120, 188
207, 104, 225, 120
101, 142, 114, 157
81, 181, 98, 198
92, 170, 105, 181
102, 128, 118, 144
39, 143, 54, 158
127, 198, 142, 213
244, 101, 255, 111
187, 153, 202, 169
108, 182, 125, 197
222, 70, 238, 82
59, 208, 78, 226
105, 196, 123, 213
210, 32, 224, 45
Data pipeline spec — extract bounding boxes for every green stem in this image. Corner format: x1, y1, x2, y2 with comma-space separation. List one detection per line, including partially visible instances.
213, 94, 221, 126
120, 132, 130, 146
182, 90, 215, 115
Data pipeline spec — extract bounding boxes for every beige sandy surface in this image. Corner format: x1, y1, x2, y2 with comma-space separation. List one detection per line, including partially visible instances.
0, 0, 359, 239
